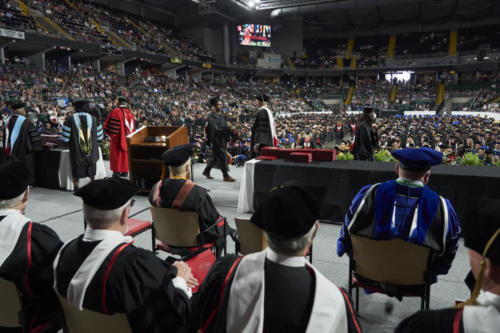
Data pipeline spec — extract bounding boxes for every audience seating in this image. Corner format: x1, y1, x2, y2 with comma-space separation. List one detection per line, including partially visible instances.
0, 277, 22, 329
348, 235, 432, 312
57, 294, 132, 333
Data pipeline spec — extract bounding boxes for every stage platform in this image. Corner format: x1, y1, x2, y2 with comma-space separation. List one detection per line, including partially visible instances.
25, 162, 472, 333
239, 159, 500, 224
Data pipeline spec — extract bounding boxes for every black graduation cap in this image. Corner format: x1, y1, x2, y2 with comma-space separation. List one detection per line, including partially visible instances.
0, 162, 30, 200
391, 147, 442, 172
162, 144, 193, 167
256, 94, 270, 102
209, 97, 220, 106
463, 199, 500, 266
73, 100, 89, 112
75, 177, 138, 210
363, 107, 374, 114
117, 97, 128, 106
8, 102, 26, 111
251, 181, 324, 238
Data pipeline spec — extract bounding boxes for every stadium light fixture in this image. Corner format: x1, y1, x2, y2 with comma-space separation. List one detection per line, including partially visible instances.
248, 1, 255, 8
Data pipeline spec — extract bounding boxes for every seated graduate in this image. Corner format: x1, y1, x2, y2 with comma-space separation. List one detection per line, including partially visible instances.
337, 147, 461, 282
149, 144, 236, 255
0, 162, 63, 332
190, 182, 362, 333
395, 199, 500, 333
54, 177, 198, 333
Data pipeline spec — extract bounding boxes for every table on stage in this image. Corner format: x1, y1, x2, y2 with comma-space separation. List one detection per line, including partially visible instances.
36, 148, 107, 191
237, 158, 500, 224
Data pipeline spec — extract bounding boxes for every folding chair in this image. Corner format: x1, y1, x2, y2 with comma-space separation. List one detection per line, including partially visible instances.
0, 278, 22, 329
125, 218, 152, 245
234, 218, 313, 262
57, 294, 132, 333
150, 207, 222, 255
348, 235, 432, 312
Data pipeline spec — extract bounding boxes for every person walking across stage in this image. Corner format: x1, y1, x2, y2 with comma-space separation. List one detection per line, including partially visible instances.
250, 94, 278, 158
104, 97, 135, 178
62, 101, 104, 190
337, 147, 461, 283
202, 97, 236, 182
1, 102, 44, 184
352, 107, 377, 161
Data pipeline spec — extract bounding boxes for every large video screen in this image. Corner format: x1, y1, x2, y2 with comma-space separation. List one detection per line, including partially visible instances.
237, 24, 271, 47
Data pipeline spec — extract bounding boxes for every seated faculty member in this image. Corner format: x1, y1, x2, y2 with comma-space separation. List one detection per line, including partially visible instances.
0, 161, 63, 332
54, 177, 197, 333
395, 199, 500, 333
190, 182, 362, 333
337, 147, 461, 281
150, 144, 235, 255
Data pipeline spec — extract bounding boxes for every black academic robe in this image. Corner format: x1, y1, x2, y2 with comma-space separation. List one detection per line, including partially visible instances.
190, 254, 361, 333
62, 112, 103, 178
149, 178, 230, 246
0, 215, 63, 332
54, 236, 190, 333
395, 308, 465, 333
353, 121, 374, 161
205, 112, 231, 173
1, 115, 44, 184
250, 108, 273, 157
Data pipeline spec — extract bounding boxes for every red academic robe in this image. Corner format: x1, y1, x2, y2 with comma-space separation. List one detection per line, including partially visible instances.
104, 107, 135, 173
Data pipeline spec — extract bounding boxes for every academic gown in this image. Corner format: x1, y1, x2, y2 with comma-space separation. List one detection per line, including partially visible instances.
190, 249, 361, 333
54, 232, 190, 333
0, 209, 63, 332
1, 115, 44, 184
395, 291, 500, 333
205, 112, 231, 174
352, 121, 374, 161
104, 107, 135, 173
337, 179, 461, 280
149, 178, 231, 245
250, 107, 277, 158
62, 112, 103, 179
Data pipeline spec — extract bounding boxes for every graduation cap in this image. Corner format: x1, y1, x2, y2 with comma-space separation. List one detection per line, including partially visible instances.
251, 181, 324, 238
117, 97, 128, 107
209, 97, 220, 106
75, 177, 137, 210
458, 199, 500, 308
73, 100, 89, 112
0, 162, 30, 200
8, 102, 26, 111
256, 94, 270, 103
161, 144, 193, 167
391, 147, 442, 172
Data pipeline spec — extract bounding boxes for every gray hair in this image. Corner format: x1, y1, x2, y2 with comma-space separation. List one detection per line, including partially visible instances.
169, 157, 191, 176
83, 200, 130, 229
265, 223, 316, 256
0, 191, 26, 209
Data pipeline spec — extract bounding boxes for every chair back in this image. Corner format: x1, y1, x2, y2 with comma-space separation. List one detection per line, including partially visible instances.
0, 278, 22, 327
351, 235, 430, 285
150, 207, 200, 247
57, 294, 132, 333
235, 218, 267, 255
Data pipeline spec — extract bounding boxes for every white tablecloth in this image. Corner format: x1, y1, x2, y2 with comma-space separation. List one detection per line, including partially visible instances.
59, 147, 107, 191
237, 159, 261, 213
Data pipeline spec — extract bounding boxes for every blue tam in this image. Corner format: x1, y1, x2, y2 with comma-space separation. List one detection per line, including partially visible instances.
391, 147, 443, 172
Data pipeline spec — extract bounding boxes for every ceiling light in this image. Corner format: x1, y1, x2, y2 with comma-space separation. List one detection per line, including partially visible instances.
248, 1, 255, 8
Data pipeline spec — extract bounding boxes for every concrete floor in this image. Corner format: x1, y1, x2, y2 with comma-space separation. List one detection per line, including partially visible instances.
26, 162, 471, 333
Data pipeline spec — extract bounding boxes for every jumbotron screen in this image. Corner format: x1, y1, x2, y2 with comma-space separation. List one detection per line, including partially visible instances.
237, 24, 271, 47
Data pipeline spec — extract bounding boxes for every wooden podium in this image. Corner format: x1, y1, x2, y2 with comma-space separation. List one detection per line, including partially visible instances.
127, 126, 189, 193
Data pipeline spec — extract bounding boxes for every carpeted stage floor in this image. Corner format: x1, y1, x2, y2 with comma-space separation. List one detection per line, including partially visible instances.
27, 162, 471, 333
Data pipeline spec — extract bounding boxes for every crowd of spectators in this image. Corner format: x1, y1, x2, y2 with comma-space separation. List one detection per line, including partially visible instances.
0, 0, 39, 32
